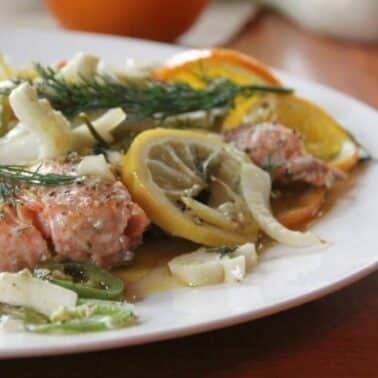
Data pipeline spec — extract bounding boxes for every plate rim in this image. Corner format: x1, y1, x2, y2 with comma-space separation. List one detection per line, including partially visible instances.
1, 260, 376, 359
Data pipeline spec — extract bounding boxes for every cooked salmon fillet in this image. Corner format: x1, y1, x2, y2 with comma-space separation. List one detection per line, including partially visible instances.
0, 156, 150, 272
0, 205, 51, 272
224, 123, 343, 187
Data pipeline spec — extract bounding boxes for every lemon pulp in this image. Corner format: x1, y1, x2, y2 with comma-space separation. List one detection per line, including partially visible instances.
121, 128, 259, 247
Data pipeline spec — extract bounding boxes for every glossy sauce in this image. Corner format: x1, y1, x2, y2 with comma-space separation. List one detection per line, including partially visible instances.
116, 164, 367, 300
115, 238, 195, 301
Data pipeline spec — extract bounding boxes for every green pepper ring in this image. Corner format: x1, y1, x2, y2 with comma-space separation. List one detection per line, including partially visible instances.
35, 262, 124, 300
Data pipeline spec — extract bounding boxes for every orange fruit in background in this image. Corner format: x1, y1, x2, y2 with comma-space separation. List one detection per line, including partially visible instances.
45, 0, 209, 42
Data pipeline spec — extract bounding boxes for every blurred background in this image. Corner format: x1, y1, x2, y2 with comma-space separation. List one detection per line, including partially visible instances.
0, 0, 377, 106
0, 0, 377, 44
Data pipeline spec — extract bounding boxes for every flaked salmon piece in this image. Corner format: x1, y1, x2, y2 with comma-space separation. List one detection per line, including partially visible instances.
0, 158, 150, 272
30, 179, 149, 268
0, 205, 51, 272
224, 123, 344, 187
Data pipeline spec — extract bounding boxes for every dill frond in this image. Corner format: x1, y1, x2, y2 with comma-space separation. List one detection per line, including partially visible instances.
32, 64, 293, 120
207, 245, 238, 257
0, 164, 79, 186
79, 113, 110, 148
0, 63, 293, 148
0, 182, 15, 202
0, 164, 80, 202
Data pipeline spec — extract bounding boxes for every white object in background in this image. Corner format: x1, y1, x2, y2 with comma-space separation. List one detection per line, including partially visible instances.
178, 0, 260, 47
0, 0, 56, 29
265, 0, 378, 42
0, 0, 259, 47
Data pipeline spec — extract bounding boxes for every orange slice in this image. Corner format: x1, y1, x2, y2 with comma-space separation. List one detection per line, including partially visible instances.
222, 94, 359, 171
273, 188, 326, 229
154, 48, 281, 88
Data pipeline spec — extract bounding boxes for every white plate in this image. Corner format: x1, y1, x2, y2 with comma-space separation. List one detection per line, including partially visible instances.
0, 29, 377, 359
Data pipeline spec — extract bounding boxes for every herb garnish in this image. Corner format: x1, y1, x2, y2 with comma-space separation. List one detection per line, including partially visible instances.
0, 182, 15, 202
0, 164, 80, 202
262, 151, 277, 173
0, 164, 79, 186
79, 112, 112, 159
207, 245, 238, 257
0, 96, 12, 137
1, 64, 293, 121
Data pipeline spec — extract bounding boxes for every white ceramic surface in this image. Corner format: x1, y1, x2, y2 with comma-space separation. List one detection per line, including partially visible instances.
0, 29, 377, 359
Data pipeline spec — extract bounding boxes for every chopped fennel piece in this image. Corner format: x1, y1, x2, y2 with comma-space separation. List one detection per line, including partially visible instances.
0, 55, 13, 80
0, 123, 39, 164
96, 61, 119, 81
240, 163, 322, 247
0, 270, 78, 317
72, 107, 126, 148
9, 83, 73, 159
0, 316, 24, 333
0, 55, 37, 81
58, 52, 99, 84
233, 242, 258, 269
27, 299, 136, 334
217, 243, 257, 283
220, 255, 246, 283
97, 58, 153, 81
0, 79, 14, 91
77, 154, 115, 180
168, 243, 258, 286
122, 58, 154, 79
162, 109, 225, 130
0, 298, 136, 334
0, 302, 49, 328
106, 149, 123, 164
168, 248, 224, 286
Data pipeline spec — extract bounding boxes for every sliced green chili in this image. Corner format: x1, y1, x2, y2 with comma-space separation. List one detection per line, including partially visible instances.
0, 303, 49, 325
26, 299, 135, 334
34, 262, 124, 300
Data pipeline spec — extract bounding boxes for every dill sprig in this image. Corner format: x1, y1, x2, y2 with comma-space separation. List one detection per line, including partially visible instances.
31, 64, 293, 119
0, 165, 79, 186
0, 182, 15, 202
207, 245, 238, 257
0, 164, 80, 202
79, 113, 110, 148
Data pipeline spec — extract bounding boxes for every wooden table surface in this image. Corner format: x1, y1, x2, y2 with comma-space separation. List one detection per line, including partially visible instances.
2, 11, 378, 378
227, 11, 378, 109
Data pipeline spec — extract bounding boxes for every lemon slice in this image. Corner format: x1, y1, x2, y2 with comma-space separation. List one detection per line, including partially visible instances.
240, 163, 322, 247
121, 128, 259, 247
222, 94, 360, 170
